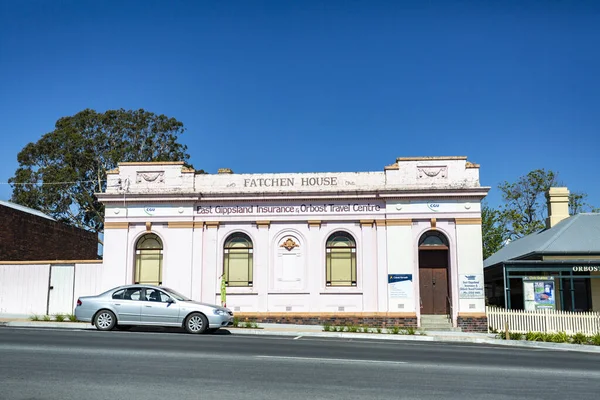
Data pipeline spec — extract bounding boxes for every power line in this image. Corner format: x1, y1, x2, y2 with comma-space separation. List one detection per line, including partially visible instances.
0, 180, 107, 186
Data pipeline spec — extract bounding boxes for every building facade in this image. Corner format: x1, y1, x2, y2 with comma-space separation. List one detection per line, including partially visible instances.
98, 156, 490, 331
485, 187, 600, 312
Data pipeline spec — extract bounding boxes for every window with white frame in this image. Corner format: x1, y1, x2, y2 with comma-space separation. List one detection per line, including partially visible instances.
326, 231, 357, 287
223, 233, 253, 287
135, 233, 163, 285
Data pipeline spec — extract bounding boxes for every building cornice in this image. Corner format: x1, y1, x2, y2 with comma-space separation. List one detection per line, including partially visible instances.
98, 187, 490, 204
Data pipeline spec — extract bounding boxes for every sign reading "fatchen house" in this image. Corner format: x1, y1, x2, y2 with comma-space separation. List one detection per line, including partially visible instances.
243, 176, 339, 188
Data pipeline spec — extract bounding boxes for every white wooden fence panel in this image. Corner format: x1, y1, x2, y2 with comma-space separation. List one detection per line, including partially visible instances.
486, 306, 600, 335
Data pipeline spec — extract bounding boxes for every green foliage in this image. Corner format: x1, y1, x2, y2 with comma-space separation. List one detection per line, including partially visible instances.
482, 201, 507, 260
387, 326, 401, 334
9, 108, 194, 246
42, 315, 51, 322
571, 332, 588, 345
243, 320, 258, 329
590, 333, 600, 346
404, 327, 416, 335
525, 331, 544, 341
54, 314, 66, 322
322, 323, 332, 332
68, 314, 78, 322
497, 169, 557, 240
232, 317, 239, 328
509, 332, 523, 340
29, 315, 40, 321
549, 332, 569, 343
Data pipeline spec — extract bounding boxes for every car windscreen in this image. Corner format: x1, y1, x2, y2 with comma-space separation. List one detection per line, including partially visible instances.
162, 288, 191, 301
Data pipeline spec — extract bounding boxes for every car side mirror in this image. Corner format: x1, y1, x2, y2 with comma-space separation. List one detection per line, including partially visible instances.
166, 298, 175, 303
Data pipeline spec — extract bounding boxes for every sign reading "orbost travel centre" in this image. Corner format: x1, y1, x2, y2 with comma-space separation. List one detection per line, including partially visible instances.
197, 202, 385, 216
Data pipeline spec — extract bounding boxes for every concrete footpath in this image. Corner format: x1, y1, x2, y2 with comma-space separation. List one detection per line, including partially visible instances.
1, 316, 599, 354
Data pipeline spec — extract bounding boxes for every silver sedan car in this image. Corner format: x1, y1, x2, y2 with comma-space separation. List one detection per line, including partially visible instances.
75, 284, 234, 334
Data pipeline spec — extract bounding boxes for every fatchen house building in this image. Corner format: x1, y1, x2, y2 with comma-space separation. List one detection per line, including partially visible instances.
98, 156, 490, 331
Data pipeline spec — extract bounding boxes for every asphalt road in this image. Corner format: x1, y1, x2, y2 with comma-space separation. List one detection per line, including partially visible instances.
0, 327, 599, 400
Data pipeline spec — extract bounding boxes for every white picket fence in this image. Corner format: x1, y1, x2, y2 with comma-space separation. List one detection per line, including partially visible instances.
486, 306, 600, 335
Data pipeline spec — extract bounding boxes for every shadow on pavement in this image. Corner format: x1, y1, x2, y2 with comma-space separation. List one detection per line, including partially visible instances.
117, 326, 233, 335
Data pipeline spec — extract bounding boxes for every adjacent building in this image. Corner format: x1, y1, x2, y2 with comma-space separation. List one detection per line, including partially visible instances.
0, 200, 98, 261
484, 187, 600, 312
97, 156, 490, 331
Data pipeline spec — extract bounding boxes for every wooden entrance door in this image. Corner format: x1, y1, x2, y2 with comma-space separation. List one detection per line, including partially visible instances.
419, 267, 448, 315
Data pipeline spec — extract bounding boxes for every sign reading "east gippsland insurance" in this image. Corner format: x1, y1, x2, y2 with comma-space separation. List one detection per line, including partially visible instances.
197, 202, 385, 216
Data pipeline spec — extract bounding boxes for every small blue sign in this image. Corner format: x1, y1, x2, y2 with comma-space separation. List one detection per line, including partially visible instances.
388, 274, 412, 284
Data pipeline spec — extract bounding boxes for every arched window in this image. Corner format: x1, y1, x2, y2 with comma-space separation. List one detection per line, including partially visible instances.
223, 233, 253, 287
326, 231, 357, 287
135, 233, 163, 285
418, 230, 449, 249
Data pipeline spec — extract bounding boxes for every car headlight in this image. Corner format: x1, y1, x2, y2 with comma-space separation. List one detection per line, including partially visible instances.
213, 309, 228, 316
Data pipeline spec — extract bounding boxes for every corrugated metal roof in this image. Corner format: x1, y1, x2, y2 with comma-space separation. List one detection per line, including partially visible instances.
0, 200, 56, 221
484, 213, 600, 268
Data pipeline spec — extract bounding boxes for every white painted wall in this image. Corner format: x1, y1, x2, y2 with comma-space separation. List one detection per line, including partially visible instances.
0, 262, 103, 316
386, 224, 416, 313
101, 225, 129, 291
455, 223, 486, 314
0, 264, 50, 315
72, 262, 104, 310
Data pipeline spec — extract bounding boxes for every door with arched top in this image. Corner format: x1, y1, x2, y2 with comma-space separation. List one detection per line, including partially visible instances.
418, 231, 450, 315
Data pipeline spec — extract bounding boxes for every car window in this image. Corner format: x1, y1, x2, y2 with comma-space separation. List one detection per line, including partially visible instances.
122, 288, 142, 301
162, 288, 190, 301
144, 288, 171, 303
112, 289, 125, 299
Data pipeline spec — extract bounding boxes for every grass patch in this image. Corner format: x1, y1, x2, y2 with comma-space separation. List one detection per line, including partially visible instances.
29, 315, 40, 321
54, 314, 66, 322
42, 315, 51, 322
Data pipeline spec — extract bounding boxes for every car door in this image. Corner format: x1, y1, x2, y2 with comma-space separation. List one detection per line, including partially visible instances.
140, 288, 180, 325
112, 287, 142, 323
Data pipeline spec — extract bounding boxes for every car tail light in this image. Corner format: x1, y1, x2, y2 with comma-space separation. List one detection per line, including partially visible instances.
77, 299, 82, 306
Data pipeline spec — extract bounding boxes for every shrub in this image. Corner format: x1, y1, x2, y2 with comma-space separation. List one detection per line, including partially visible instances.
29, 315, 40, 321
525, 331, 544, 341
571, 332, 588, 345
232, 317, 239, 328
323, 323, 332, 332
509, 332, 523, 341
589, 333, 600, 346
550, 332, 569, 343
387, 326, 401, 335
68, 314, 78, 322
54, 314, 66, 322
405, 327, 416, 335
42, 315, 51, 322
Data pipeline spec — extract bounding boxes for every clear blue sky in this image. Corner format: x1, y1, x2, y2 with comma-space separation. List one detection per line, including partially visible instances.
1, 0, 599, 209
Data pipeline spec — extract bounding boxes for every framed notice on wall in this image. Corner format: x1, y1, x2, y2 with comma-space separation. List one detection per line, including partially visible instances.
458, 274, 484, 299
388, 274, 413, 299
523, 276, 555, 311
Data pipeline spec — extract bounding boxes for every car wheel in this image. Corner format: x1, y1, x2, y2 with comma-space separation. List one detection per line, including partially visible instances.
94, 310, 116, 331
185, 313, 208, 334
